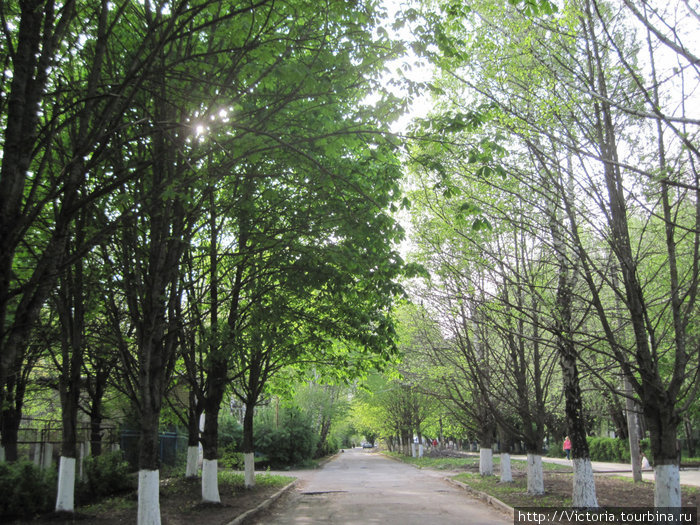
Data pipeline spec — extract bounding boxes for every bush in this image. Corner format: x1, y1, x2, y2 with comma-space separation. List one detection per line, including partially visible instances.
316, 435, 339, 458
587, 437, 631, 463
219, 415, 243, 450
546, 441, 566, 458
255, 406, 318, 468
219, 445, 244, 469
0, 461, 55, 519
78, 451, 135, 503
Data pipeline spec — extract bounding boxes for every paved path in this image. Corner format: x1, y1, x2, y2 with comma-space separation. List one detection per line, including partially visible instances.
252, 448, 511, 524
510, 455, 700, 487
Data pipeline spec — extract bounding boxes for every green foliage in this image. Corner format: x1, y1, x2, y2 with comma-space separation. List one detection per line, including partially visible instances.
254, 406, 318, 468
586, 437, 631, 463
218, 415, 243, 450
316, 435, 340, 458
0, 461, 55, 519
219, 446, 245, 470
217, 470, 293, 489
78, 451, 135, 503
546, 441, 566, 458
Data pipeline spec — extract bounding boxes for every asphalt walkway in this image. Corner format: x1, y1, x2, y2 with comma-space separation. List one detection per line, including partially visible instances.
510, 454, 700, 487
252, 448, 511, 524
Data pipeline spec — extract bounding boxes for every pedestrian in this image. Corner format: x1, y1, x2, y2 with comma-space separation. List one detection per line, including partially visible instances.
432, 438, 438, 448
641, 453, 651, 469
563, 436, 572, 460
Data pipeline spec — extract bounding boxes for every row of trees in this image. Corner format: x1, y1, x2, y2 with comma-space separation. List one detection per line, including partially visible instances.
0, 1, 413, 523
378, 0, 700, 509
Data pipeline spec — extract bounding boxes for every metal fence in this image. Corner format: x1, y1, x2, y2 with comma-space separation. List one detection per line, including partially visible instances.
119, 429, 188, 469
3, 418, 186, 472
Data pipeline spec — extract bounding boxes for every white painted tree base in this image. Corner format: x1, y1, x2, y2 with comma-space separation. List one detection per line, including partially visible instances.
527, 453, 544, 495
500, 453, 513, 483
201, 459, 220, 503
479, 448, 493, 476
572, 458, 598, 507
0, 445, 4, 462
55, 456, 76, 512
244, 453, 255, 488
185, 446, 199, 478
654, 464, 681, 507
138, 469, 161, 525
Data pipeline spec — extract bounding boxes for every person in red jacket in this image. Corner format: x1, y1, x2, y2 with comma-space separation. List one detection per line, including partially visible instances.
563, 436, 572, 460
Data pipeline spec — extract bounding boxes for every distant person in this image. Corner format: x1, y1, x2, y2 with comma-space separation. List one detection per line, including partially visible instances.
641, 453, 651, 469
433, 438, 438, 448
563, 436, 572, 460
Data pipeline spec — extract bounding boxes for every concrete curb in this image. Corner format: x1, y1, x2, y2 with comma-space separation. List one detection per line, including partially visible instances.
225, 478, 298, 525
444, 477, 514, 518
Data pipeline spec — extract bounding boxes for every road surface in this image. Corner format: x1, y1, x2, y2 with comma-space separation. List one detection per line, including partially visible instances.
251, 448, 511, 524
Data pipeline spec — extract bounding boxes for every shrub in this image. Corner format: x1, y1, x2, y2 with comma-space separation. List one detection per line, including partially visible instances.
219, 445, 244, 469
78, 451, 135, 503
316, 435, 339, 458
219, 415, 243, 450
255, 406, 318, 468
546, 441, 566, 458
0, 460, 55, 519
586, 437, 631, 463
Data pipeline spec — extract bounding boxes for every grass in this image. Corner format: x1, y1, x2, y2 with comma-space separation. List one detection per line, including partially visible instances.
452, 472, 573, 507
218, 471, 295, 489
137, 471, 294, 499
80, 495, 137, 514
384, 451, 573, 473
384, 451, 480, 470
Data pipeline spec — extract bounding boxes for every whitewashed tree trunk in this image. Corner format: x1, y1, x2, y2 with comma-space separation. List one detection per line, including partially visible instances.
654, 464, 681, 507
185, 446, 199, 478
138, 469, 161, 525
500, 453, 513, 483
526, 453, 544, 495
624, 377, 642, 482
0, 445, 4, 462
418, 444, 424, 457
55, 456, 76, 512
201, 459, 220, 503
479, 447, 493, 476
244, 452, 255, 488
572, 458, 598, 507
411, 442, 417, 457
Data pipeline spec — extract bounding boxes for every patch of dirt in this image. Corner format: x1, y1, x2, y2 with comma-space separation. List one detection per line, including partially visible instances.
11, 477, 292, 525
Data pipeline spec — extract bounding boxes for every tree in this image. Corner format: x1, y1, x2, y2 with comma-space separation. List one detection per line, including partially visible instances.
407, 0, 700, 507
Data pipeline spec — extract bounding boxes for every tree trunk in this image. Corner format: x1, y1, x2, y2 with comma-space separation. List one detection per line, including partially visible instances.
242, 401, 255, 488
55, 252, 85, 513
185, 391, 201, 478
683, 417, 695, 458
645, 398, 682, 507
201, 408, 222, 503
137, 399, 162, 525
90, 409, 103, 458
624, 377, 642, 482
478, 426, 493, 476
526, 453, 544, 495
0, 406, 21, 462
548, 153, 598, 508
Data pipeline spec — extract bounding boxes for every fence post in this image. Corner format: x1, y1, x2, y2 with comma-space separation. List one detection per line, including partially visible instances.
42, 442, 53, 469
79, 441, 89, 480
